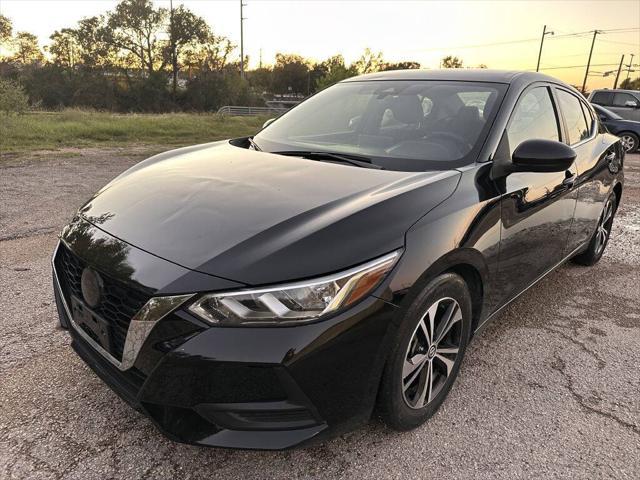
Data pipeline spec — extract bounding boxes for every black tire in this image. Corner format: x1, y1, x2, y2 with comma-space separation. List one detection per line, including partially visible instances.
378, 273, 472, 431
572, 191, 617, 266
619, 132, 639, 153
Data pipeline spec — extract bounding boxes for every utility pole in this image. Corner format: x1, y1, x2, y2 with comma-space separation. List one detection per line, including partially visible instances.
581, 30, 600, 94
613, 54, 625, 89
536, 25, 554, 72
170, 0, 177, 97
240, 1, 247, 79
259, 48, 262, 69
626, 53, 635, 81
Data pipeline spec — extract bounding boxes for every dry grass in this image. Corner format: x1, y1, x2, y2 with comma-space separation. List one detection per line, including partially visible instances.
0, 110, 267, 154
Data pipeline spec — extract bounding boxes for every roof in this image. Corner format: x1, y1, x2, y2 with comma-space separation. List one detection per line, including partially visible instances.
590, 88, 640, 94
342, 68, 561, 85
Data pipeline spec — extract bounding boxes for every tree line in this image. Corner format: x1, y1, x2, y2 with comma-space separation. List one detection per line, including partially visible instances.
0, 0, 445, 113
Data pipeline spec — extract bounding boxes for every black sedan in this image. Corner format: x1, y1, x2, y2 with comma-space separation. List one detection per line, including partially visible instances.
53, 69, 624, 450
592, 103, 640, 153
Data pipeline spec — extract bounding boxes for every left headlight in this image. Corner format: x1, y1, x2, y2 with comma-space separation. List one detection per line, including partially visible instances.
188, 250, 401, 326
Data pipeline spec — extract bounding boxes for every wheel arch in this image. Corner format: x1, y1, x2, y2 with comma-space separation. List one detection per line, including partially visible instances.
394, 248, 488, 333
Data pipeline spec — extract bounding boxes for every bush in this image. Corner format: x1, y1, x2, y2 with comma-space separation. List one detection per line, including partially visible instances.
0, 78, 29, 113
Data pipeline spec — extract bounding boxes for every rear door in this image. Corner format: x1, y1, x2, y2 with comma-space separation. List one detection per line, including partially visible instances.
555, 88, 616, 251
494, 84, 578, 302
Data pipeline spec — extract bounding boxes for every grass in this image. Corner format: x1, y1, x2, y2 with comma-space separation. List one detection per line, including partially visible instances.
0, 110, 268, 154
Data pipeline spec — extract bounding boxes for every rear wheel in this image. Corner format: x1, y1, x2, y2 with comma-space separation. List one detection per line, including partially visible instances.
620, 132, 638, 153
572, 192, 617, 266
378, 273, 472, 430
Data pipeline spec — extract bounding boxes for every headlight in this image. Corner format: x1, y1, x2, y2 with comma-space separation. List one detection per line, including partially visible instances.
188, 250, 400, 325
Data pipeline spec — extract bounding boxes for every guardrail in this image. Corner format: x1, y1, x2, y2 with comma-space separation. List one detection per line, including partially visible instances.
217, 106, 289, 116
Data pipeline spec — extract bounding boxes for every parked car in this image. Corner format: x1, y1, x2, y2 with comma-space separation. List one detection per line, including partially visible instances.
588, 88, 640, 121
592, 103, 640, 152
53, 69, 624, 450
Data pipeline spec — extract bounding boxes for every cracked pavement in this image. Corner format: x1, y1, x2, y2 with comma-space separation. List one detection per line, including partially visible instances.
1, 148, 639, 479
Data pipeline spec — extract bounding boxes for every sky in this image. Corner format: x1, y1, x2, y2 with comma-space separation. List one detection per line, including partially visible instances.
1, 0, 639, 90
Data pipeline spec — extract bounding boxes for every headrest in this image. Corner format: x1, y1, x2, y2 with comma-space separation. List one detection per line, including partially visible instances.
385, 95, 423, 124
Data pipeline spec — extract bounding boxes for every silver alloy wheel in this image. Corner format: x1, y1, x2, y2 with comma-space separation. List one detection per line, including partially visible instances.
595, 197, 614, 256
402, 297, 463, 409
620, 134, 636, 153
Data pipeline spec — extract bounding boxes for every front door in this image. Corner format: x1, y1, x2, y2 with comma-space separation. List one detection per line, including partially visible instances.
494, 85, 578, 303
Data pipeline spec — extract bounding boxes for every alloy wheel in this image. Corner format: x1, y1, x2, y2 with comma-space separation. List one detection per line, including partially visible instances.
594, 197, 614, 256
620, 134, 637, 153
402, 297, 463, 409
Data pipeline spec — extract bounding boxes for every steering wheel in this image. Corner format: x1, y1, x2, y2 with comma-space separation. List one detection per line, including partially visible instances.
423, 131, 473, 155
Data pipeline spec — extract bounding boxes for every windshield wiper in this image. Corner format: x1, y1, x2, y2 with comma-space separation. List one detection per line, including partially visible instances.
274, 151, 384, 169
247, 136, 261, 151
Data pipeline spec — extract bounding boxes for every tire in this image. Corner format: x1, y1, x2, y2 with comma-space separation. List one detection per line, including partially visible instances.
619, 132, 639, 153
572, 191, 617, 266
378, 273, 473, 431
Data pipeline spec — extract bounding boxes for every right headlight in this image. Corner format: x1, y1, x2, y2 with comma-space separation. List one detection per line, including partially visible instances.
188, 250, 401, 326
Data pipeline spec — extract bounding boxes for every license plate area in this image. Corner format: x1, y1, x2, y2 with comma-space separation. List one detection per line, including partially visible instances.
70, 296, 112, 352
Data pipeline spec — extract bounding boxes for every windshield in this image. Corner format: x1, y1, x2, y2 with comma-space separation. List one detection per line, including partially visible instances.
254, 80, 507, 171
593, 103, 622, 120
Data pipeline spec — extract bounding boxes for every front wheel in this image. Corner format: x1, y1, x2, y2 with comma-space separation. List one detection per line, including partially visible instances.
620, 132, 639, 153
378, 273, 472, 431
572, 192, 617, 266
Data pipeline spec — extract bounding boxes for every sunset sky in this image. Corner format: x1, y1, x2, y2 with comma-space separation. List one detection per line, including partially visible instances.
2, 0, 639, 90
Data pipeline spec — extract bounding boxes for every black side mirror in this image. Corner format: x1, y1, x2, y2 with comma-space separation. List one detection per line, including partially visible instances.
511, 139, 576, 173
599, 115, 607, 122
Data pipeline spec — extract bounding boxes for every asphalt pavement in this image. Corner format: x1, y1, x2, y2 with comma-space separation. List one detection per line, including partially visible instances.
1, 148, 639, 479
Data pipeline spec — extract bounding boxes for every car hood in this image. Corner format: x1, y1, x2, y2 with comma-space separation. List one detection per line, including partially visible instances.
79, 141, 460, 285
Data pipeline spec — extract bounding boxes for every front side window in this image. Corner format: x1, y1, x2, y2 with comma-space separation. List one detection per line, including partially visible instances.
254, 80, 507, 171
591, 91, 613, 106
612, 92, 639, 107
507, 87, 559, 154
557, 90, 590, 145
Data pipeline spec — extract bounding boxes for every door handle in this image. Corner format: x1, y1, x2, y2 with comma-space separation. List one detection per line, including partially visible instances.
562, 172, 577, 187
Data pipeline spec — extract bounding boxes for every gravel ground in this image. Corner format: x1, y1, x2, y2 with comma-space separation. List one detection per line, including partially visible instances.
1, 148, 639, 480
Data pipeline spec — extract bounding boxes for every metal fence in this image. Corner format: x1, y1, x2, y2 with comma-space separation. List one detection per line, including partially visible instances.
217, 105, 289, 116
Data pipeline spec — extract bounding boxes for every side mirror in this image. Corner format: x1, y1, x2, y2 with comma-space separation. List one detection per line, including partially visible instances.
262, 118, 276, 129
511, 139, 576, 173
624, 100, 639, 108
599, 115, 607, 122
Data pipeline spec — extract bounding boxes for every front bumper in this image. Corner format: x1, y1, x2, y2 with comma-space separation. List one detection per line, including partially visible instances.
53, 223, 399, 450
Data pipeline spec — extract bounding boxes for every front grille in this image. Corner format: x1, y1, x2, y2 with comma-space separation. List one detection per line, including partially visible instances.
54, 243, 150, 361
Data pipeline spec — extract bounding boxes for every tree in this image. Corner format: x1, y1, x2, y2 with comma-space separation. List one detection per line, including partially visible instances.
11, 32, 44, 64
441, 55, 463, 68
620, 77, 640, 90
271, 53, 310, 94
0, 15, 12, 46
167, 5, 209, 95
182, 33, 235, 74
49, 29, 81, 67
72, 16, 112, 68
105, 0, 167, 74
353, 48, 385, 74
314, 54, 357, 90
382, 61, 421, 71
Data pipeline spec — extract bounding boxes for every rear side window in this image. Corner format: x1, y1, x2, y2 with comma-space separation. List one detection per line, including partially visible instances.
580, 102, 595, 136
507, 87, 560, 154
612, 92, 639, 107
591, 91, 613, 106
557, 90, 590, 145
